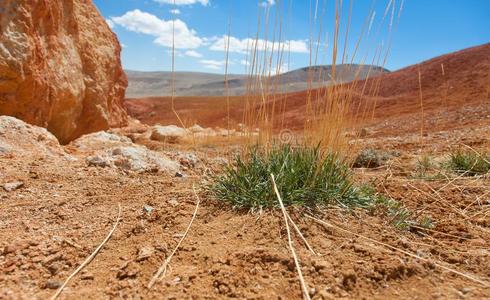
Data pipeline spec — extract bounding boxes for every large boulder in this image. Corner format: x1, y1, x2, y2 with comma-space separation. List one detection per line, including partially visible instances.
0, 0, 128, 144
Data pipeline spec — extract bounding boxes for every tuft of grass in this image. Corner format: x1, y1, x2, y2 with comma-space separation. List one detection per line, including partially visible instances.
210, 144, 373, 210
447, 150, 490, 176
417, 154, 433, 174
353, 148, 392, 168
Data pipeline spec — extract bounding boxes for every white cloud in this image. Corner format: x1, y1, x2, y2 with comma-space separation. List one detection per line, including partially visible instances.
240, 59, 250, 66
260, 0, 275, 7
154, 0, 209, 5
209, 35, 309, 54
275, 63, 290, 74
185, 50, 203, 58
106, 19, 115, 29
111, 9, 203, 49
170, 9, 181, 15
199, 59, 232, 70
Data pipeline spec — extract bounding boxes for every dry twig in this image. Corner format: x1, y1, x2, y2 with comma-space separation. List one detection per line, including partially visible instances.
147, 186, 201, 289
271, 174, 311, 300
51, 204, 122, 300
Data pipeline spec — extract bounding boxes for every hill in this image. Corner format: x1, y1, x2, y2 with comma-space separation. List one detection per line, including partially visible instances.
125, 64, 388, 98
125, 43, 490, 135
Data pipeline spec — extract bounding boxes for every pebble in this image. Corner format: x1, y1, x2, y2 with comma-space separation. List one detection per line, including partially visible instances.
2, 181, 24, 192
143, 205, 154, 213
44, 280, 62, 289
136, 246, 154, 262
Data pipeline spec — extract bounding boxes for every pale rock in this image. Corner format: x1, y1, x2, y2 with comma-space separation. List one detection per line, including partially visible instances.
150, 125, 188, 143
86, 146, 179, 174
71, 131, 132, 151
2, 182, 24, 192
0, 116, 69, 158
188, 124, 205, 133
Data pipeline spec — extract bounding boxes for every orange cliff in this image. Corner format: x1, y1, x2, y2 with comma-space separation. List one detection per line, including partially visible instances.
0, 0, 128, 144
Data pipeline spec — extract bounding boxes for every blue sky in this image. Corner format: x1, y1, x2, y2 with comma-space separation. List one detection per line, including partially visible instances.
94, 0, 490, 74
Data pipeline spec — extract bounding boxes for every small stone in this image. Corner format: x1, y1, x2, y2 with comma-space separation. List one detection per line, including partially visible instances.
168, 199, 179, 207
86, 155, 109, 168
47, 262, 63, 275
143, 205, 154, 213
2, 181, 24, 192
44, 280, 62, 289
136, 246, 154, 262
117, 261, 140, 279
81, 271, 94, 280
43, 253, 63, 266
175, 172, 184, 178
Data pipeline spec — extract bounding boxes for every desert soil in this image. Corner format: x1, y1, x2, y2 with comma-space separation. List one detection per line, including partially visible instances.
1, 94, 490, 300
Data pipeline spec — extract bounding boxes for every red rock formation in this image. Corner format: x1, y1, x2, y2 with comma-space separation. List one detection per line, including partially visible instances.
0, 0, 128, 144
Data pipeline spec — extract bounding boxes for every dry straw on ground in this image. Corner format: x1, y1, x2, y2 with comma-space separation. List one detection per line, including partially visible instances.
147, 186, 201, 289
51, 204, 122, 300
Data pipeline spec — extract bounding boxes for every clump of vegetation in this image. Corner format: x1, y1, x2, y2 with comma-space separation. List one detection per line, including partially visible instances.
412, 154, 445, 180
210, 144, 374, 210
416, 154, 434, 174
353, 148, 392, 168
210, 144, 429, 230
447, 150, 490, 176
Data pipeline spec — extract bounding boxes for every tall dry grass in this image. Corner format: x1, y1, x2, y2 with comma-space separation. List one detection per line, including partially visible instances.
167, 0, 403, 157
232, 0, 403, 157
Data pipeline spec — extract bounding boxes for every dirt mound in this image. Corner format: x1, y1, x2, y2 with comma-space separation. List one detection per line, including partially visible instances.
0, 116, 69, 159
0, 0, 128, 144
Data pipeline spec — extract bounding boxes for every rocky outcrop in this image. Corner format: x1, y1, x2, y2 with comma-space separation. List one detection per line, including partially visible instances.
0, 0, 128, 144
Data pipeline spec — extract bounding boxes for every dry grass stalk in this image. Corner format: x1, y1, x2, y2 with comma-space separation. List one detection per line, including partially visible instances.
51, 204, 122, 300
147, 186, 201, 289
287, 213, 317, 255
307, 214, 490, 288
271, 174, 311, 300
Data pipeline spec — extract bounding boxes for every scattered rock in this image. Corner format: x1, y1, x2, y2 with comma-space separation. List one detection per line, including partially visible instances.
80, 271, 95, 280
86, 155, 110, 168
168, 199, 179, 207
136, 246, 154, 262
2, 182, 24, 192
44, 280, 62, 290
175, 172, 185, 178
143, 205, 154, 213
178, 153, 199, 168
86, 146, 179, 174
117, 261, 140, 279
151, 125, 187, 143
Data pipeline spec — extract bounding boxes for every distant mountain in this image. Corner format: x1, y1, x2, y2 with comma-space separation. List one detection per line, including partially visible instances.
125, 64, 389, 98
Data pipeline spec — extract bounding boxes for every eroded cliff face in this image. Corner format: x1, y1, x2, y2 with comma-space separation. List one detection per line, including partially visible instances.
0, 0, 128, 144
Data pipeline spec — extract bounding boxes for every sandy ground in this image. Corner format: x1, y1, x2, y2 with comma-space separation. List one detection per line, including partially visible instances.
1, 97, 489, 300
1, 44, 489, 300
